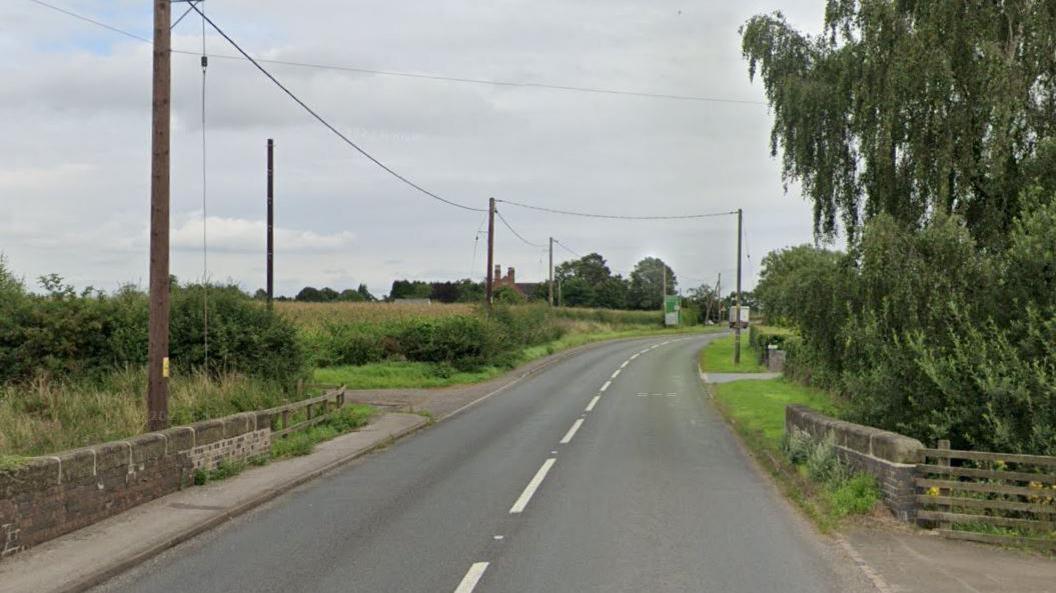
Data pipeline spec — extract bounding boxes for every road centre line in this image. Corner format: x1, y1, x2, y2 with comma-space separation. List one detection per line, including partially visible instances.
560, 419, 584, 444
611, 369, 621, 379
620, 360, 629, 369
630, 353, 640, 360
600, 380, 611, 392
452, 562, 489, 593
509, 458, 556, 513
585, 395, 600, 412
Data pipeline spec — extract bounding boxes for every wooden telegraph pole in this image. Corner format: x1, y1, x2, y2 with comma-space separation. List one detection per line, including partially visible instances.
147, 0, 172, 431
734, 208, 743, 364
548, 237, 554, 306
267, 139, 275, 308
485, 197, 496, 306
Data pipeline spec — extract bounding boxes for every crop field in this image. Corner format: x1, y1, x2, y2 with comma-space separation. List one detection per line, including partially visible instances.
275, 301, 477, 329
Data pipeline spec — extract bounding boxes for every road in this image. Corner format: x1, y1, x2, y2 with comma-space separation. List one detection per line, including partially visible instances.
94, 334, 869, 593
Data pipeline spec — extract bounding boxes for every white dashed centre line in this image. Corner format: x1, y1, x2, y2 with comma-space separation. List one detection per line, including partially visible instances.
510, 458, 556, 513
620, 360, 629, 369
585, 395, 600, 412
560, 419, 584, 444
611, 369, 621, 379
453, 562, 489, 593
600, 380, 611, 392
630, 353, 640, 360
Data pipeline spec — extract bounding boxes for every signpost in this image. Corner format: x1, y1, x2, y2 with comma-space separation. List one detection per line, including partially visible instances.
664, 295, 680, 327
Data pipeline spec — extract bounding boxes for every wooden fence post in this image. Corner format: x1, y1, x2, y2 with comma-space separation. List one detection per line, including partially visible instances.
937, 439, 951, 530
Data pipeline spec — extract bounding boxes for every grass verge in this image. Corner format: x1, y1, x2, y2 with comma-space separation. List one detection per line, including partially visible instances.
315, 325, 725, 390
711, 377, 878, 530
699, 334, 769, 373
270, 404, 376, 459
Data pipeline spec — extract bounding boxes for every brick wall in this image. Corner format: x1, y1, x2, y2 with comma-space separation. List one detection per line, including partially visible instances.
0, 412, 269, 560
785, 404, 924, 521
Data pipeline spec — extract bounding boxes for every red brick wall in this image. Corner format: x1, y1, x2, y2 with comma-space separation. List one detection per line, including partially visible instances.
0, 412, 264, 559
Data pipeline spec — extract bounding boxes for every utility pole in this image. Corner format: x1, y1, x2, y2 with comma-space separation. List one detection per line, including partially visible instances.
266, 139, 274, 308
485, 197, 496, 306
661, 263, 667, 308
147, 0, 172, 431
548, 237, 554, 306
734, 208, 743, 364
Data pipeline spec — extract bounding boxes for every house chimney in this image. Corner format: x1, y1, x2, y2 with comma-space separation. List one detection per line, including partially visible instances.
507, 267, 515, 284
494, 264, 502, 281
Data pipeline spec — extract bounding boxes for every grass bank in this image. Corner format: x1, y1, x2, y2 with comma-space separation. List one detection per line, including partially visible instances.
698, 334, 768, 373
711, 377, 878, 530
0, 369, 298, 457
314, 324, 725, 390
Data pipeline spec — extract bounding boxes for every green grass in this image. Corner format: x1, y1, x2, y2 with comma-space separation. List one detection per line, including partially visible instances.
270, 404, 375, 459
713, 378, 840, 447
314, 362, 503, 389
314, 325, 725, 390
710, 377, 877, 530
699, 334, 769, 373
193, 458, 250, 485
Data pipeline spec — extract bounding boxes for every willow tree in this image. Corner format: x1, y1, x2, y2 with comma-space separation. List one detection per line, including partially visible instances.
741, 1, 1056, 247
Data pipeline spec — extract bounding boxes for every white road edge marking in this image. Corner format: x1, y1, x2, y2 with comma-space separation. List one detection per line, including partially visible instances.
585, 395, 600, 412
600, 380, 611, 392
560, 419, 584, 444
611, 369, 621, 379
510, 458, 556, 513
453, 562, 489, 593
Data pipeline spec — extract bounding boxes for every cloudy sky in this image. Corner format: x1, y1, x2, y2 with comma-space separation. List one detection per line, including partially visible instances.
2, 0, 826, 298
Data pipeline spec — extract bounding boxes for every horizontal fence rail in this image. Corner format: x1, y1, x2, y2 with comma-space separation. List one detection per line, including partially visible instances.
264, 386, 347, 438
916, 440, 1056, 549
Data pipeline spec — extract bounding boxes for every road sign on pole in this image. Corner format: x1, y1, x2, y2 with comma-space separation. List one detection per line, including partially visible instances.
664, 295, 680, 327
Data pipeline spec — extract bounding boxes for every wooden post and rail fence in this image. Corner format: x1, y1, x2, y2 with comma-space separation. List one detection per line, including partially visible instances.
915, 440, 1056, 549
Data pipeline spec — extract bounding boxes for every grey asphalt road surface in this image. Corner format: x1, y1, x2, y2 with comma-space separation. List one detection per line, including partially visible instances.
93, 334, 870, 593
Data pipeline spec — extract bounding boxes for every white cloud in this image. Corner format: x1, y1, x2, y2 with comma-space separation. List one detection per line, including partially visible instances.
0, 0, 828, 297
171, 215, 355, 253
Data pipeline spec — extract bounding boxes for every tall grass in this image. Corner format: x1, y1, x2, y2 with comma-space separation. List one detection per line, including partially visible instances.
0, 368, 294, 457
275, 301, 476, 330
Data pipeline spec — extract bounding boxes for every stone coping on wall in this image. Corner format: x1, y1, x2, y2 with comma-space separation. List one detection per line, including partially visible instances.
785, 404, 924, 464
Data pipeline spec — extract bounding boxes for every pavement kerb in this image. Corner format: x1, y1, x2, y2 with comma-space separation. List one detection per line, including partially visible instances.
33, 414, 427, 593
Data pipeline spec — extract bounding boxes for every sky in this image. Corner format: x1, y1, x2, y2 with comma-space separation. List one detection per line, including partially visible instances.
1, 0, 827, 298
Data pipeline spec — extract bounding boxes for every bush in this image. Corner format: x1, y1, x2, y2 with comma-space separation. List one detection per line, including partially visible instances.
0, 262, 306, 386
397, 315, 505, 368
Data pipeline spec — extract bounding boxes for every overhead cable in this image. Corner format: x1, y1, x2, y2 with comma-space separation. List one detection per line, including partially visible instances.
26, 0, 765, 105
497, 199, 738, 221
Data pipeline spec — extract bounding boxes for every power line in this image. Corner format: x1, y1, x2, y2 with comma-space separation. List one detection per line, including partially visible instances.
495, 209, 546, 248
26, 0, 150, 43
497, 199, 738, 221
25, 0, 765, 106
188, 4, 485, 213
554, 239, 582, 258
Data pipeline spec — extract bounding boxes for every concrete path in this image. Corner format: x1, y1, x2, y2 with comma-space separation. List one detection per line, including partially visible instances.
84, 334, 872, 593
841, 524, 1056, 593
704, 371, 782, 384
0, 413, 427, 593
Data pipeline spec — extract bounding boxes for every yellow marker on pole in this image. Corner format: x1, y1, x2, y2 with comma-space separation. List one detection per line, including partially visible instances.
162, 357, 170, 378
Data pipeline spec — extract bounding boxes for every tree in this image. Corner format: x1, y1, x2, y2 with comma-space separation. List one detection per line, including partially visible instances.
741, 3, 1056, 247
686, 283, 720, 323
338, 288, 365, 302
555, 253, 613, 287
389, 280, 431, 300
628, 257, 675, 310
355, 283, 377, 302
295, 286, 323, 302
